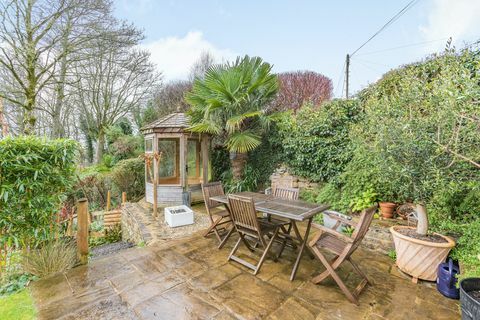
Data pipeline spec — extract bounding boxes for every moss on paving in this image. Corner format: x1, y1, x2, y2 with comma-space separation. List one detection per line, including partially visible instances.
0, 289, 36, 320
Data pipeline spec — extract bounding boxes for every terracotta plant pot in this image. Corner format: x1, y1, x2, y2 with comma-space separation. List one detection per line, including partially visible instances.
390, 226, 455, 282
379, 202, 396, 218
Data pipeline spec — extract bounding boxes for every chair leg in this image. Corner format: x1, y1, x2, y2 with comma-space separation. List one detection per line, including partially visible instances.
203, 217, 223, 242
218, 226, 235, 249
228, 236, 242, 261
311, 247, 359, 305
311, 254, 339, 284
254, 227, 279, 275
347, 257, 370, 284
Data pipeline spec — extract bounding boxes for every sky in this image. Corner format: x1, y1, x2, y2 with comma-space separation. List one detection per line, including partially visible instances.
114, 0, 480, 97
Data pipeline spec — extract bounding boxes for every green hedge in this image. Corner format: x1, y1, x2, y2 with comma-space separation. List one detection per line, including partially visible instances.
280, 99, 362, 183
0, 136, 77, 248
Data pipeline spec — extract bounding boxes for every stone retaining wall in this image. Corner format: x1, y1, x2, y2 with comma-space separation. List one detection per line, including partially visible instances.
270, 166, 319, 190
121, 203, 151, 245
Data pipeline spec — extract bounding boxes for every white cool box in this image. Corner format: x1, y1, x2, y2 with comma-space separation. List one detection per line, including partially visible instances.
164, 205, 194, 227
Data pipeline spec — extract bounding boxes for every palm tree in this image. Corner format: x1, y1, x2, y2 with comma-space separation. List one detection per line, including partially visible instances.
186, 55, 279, 180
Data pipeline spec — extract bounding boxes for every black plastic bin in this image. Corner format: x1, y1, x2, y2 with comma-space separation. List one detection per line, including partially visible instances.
460, 278, 480, 320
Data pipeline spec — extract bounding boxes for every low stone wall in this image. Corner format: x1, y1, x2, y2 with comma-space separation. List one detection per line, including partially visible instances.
121, 203, 151, 245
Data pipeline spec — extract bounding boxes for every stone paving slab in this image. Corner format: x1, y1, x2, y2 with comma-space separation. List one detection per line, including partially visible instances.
30, 226, 461, 319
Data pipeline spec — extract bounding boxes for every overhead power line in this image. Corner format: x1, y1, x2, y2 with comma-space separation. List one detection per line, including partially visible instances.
351, 0, 421, 57
356, 37, 449, 56
344, 0, 421, 98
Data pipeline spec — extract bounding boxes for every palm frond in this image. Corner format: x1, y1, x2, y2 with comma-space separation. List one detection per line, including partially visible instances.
226, 131, 262, 153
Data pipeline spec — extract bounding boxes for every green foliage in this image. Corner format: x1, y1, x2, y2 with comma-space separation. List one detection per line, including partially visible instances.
89, 236, 108, 247
74, 168, 113, 211
429, 180, 480, 224
222, 165, 261, 193
0, 289, 36, 319
342, 226, 355, 237
387, 250, 397, 261
101, 154, 115, 168
89, 220, 104, 232
22, 238, 77, 278
105, 119, 143, 164
0, 136, 77, 248
315, 183, 348, 212
354, 49, 480, 205
110, 158, 145, 201
432, 219, 480, 279
349, 188, 378, 212
0, 273, 37, 296
186, 55, 279, 154
280, 99, 362, 183
104, 225, 122, 243
210, 146, 230, 182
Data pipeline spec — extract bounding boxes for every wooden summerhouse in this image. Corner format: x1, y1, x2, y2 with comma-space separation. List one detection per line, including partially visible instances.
140, 113, 210, 206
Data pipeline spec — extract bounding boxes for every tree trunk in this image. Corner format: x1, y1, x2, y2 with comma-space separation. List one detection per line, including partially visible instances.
230, 152, 247, 180
415, 204, 429, 236
51, 19, 71, 138
23, 104, 36, 135
95, 130, 105, 164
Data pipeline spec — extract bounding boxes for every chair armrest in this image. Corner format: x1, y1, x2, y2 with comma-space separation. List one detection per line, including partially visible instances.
311, 223, 354, 243
323, 210, 356, 227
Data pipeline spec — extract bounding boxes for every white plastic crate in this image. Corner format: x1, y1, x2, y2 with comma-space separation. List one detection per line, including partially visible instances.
164, 205, 194, 227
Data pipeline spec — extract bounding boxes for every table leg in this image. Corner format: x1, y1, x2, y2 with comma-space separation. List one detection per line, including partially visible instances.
291, 220, 314, 259
290, 217, 313, 281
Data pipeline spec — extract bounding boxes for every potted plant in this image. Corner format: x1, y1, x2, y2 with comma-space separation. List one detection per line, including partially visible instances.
370, 116, 457, 283
379, 201, 396, 219
460, 278, 480, 320
376, 178, 398, 219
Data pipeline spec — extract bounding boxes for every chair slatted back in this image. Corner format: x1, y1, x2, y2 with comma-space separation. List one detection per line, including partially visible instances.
227, 195, 261, 235
273, 187, 299, 200
202, 182, 225, 210
349, 205, 377, 253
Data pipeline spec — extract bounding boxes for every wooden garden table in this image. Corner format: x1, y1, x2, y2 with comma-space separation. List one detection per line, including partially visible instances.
210, 191, 329, 281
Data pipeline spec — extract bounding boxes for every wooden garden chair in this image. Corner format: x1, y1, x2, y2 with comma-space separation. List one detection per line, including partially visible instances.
308, 205, 378, 305
273, 186, 299, 200
201, 182, 232, 248
227, 194, 283, 275
262, 187, 300, 256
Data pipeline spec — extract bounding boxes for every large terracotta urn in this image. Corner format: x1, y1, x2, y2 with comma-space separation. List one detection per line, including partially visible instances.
390, 226, 455, 282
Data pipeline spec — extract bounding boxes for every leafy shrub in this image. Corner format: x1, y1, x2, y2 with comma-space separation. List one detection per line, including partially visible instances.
280, 99, 362, 183
0, 273, 37, 296
89, 237, 108, 247
222, 165, 261, 193
107, 135, 143, 162
211, 145, 230, 182
429, 180, 480, 224
22, 239, 77, 277
110, 158, 145, 201
101, 154, 115, 168
74, 169, 112, 210
0, 136, 77, 248
349, 188, 378, 212
89, 220, 104, 232
315, 183, 347, 212
104, 225, 122, 243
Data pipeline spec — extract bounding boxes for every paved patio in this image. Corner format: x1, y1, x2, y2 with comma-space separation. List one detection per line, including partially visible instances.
31, 225, 460, 319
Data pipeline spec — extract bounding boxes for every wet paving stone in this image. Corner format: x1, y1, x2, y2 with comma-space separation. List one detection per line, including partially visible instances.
30, 222, 461, 320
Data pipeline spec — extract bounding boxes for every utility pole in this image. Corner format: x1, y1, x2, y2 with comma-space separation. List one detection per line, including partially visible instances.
345, 54, 350, 99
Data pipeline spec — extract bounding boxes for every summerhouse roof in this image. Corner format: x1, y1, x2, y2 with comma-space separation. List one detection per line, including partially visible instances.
140, 112, 190, 134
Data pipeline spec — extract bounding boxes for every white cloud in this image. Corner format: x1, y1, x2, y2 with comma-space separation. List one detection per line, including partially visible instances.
420, 0, 480, 51
141, 31, 237, 81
